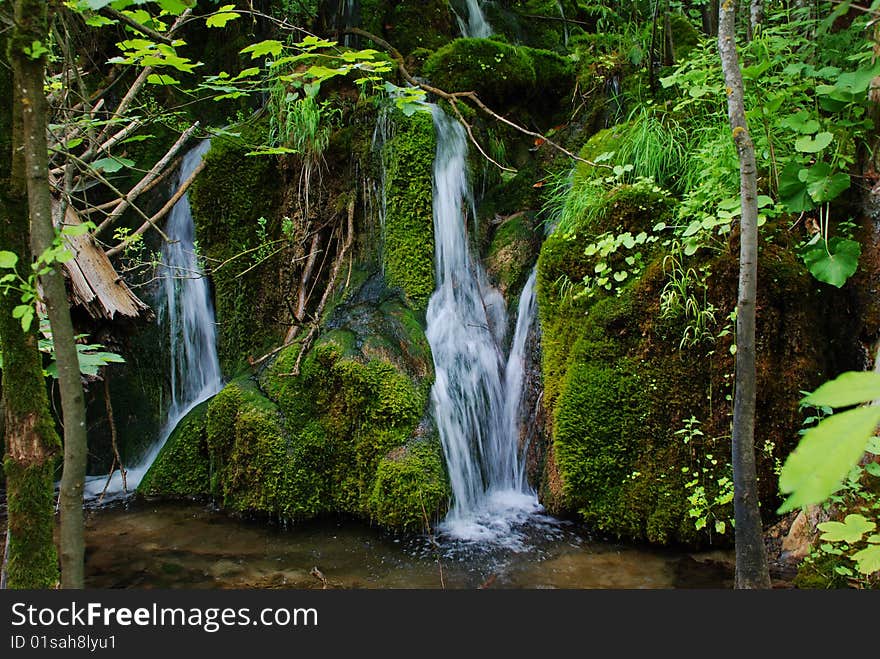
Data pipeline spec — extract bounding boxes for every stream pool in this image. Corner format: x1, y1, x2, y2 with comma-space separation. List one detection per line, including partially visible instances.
79, 499, 735, 589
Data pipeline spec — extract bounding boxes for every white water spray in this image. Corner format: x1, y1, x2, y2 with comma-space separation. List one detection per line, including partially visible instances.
85, 141, 222, 498
457, 0, 493, 38
426, 108, 540, 544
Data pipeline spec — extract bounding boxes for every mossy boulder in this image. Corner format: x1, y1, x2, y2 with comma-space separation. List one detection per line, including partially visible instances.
483, 1, 586, 51
146, 270, 445, 528
368, 436, 449, 531
139, 399, 211, 497
536, 182, 832, 546
189, 125, 284, 373
386, 1, 455, 55
423, 38, 537, 107
485, 212, 540, 297
382, 110, 436, 310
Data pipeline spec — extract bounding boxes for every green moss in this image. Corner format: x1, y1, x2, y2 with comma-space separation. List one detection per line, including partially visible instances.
537, 180, 829, 545
368, 439, 450, 532
138, 399, 211, 497
3, 459, 58, 588
189, 123, 283, 373
382, 110, 436, 309
485, 212, 539, 297
423, 38, 537, 107
386, 1, 454, 55
140, 276, 439, 530
660, 14, 701, 63
574, 125, 628, 186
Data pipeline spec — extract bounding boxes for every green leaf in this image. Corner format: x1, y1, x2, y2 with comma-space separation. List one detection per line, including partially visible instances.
147, 73, 180, 85
61, 223, 92, 237
778, 405, 880, 512
245, 146, 299, 156
778, 162, 814, 213
865, 462, 880, 477
156, 0, 191, 14
0, 251, 18, 269
795, 132, 834, 153
779, 110, 820, 135
206, 8, 239, 28
801, 163, 850, 203
803, 371, 880, 408
801, 236, 860, 288
852, 545, 880, 574
92, 156, 135, 173
818, 514, 876, 543
240, 40, 284, 60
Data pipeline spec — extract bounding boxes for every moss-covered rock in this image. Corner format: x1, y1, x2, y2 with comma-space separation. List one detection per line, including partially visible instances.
382, 110, 436, 310
386, 1, 455, 55
368, 437, 449, 531
138, 399, 211, 497
423, 38, 537, 107
189, 124, 284, 374
485, 212, 540, 297
536, 180, 832, 546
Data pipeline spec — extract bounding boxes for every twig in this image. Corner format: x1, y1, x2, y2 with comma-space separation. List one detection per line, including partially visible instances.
94, 122, 200, 238
290, 198, 355, 376
105, 159, 205, 257
101, 7, 174, 45
343, 27, 608, 171
53, 151, 172, 244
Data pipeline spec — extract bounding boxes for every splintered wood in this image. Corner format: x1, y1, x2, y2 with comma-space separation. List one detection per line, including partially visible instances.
59, 206, 152, 322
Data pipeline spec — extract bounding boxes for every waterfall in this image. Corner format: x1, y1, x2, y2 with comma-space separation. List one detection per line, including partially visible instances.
457, 0, 493, 38
502, 267, 538, 493
426, 108, 540, 543
85, 141, 222, 498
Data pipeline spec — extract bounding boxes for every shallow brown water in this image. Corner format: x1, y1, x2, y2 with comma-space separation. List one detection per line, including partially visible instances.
81, 500, 735, 589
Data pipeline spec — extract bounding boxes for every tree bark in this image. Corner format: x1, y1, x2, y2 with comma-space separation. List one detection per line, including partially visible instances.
718, 0, 771, 589
10, 0, 89, 589
747, 0, 763, 41
0, 30, 62, 590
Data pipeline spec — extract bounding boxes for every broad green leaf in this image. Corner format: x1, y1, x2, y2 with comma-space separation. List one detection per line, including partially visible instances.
206, 8, 239, 28
240, 40, 284, 59
156, 0, 190, 14
84, 14, 116, 27
865, 462, 880, 477
780, 109, 820, 135
852, 545, 880, 574
801, 237, 860, 287
778, 162, 813, 213
0, 251, 18, 269
803, 371, 880, 408
818, 514, 875, 543
778, 405, 880, 512
795, 132, 834, 153
147, 73, 180, 85
800, 162, 849, 203
92, 156, 135, 173
61, 224, 92, 237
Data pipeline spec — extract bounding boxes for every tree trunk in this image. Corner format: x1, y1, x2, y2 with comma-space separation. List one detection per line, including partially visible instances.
0, 30, 61, 590
10, 0, 89, 589
747, 0, 763, 41
718, 0, 771, 589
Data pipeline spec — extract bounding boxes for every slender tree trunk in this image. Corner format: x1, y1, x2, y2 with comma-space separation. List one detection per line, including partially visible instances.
747, 0, 763, 41
0, 31, 62, 590
10, 0, 89, 589
718, 0, 771, 589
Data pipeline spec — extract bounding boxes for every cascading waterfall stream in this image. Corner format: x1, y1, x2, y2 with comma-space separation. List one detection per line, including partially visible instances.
426, 108, 541, 544
85, 141, 222, 499
457, 0, 493, 38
